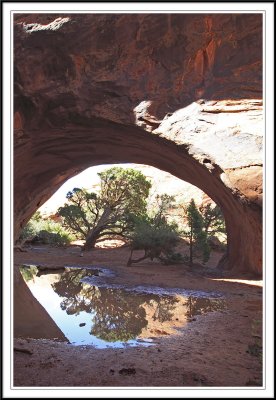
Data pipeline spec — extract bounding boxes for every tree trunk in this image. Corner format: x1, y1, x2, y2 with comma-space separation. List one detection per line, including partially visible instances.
82, 229, 100, 251
82, 206, 113, 251
189, 221, 193, 267
127, 249, 148, 267
127, 248, 134, 267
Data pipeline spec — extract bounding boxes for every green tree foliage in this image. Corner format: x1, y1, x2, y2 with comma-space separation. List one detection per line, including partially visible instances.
127, 195, 185, 266
199, 203, 226, 237
127, 215, 181, 266
19, 266, 38, 282
19, 211, 43, 240
57, 167, 152, 251
147, 193, 176, 219
19, 211, 73, 246
184, 199, 210, 266
33, 230, 70, 246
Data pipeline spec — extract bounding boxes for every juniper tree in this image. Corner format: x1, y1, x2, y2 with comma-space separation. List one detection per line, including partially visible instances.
184, 199, 210, 266
57, 167, 151, 251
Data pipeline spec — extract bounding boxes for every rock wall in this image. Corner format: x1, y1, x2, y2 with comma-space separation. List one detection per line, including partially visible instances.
14, 267, 67, 341
14, 14, 263, 275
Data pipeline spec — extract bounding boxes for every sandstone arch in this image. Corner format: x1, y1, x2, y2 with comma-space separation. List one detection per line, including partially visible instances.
14, 14, 263, 276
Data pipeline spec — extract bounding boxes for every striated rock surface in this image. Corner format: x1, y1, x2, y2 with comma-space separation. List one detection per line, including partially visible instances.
14, 14, 263, 275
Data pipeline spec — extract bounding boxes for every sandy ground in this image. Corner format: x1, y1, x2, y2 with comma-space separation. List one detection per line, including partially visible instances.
13, 243, 263, 388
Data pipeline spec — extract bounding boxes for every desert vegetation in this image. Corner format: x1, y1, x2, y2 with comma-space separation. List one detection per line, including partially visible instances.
20, 166, 226, 268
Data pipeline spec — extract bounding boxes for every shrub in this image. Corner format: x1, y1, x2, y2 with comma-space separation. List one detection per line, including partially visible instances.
127, 214, 184, 266
19, 212, 74, 246
160, 252, 189, 265
32, 230, 70, 246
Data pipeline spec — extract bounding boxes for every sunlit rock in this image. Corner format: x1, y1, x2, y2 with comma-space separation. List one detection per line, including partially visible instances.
14, 14, 263, 275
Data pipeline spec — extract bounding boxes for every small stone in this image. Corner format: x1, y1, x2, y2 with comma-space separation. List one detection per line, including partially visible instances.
119, 368, 136, 376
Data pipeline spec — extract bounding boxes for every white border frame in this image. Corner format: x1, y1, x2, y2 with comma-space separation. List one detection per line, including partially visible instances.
2, 2, 274, 398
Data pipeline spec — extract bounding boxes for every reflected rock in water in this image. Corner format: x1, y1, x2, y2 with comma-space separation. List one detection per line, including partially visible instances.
17, 266, 226, 348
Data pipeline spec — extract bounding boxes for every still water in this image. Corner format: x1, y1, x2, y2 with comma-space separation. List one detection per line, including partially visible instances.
19, 265, 225, 348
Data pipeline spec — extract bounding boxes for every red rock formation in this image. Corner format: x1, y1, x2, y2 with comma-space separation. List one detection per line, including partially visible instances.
14, 268, 67, 341
13, 14, 263, 275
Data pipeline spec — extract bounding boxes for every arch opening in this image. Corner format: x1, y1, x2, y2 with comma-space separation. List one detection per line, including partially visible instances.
14, 13, 263, 276
15, 123, 261, 277
20, 163, 228, 270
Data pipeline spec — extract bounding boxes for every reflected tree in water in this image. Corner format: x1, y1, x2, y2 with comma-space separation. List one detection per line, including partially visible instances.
19, 266, 38, 282
51, 269, 92, 305
88, 287, 148, 342
185, 296, 225, 318
90, 290, 179, 342
152, 297, 179, 323
51, 269, 180, 342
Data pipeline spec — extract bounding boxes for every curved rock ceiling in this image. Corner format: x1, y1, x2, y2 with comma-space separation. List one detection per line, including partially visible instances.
14, 14, 263, 275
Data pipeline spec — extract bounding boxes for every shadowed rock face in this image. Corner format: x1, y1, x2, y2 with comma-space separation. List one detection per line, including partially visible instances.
14, 268, 67, 341
14, 14, 263, 275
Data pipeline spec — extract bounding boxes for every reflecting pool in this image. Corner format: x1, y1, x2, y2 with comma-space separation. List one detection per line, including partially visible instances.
18, 265, 226, 348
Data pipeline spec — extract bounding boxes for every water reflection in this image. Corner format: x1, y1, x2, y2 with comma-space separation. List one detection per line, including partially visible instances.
19, 266, 225, 348
184, 296, 225, 319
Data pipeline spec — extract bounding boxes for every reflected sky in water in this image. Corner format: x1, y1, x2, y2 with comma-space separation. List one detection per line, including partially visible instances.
19, 266, 225, 348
